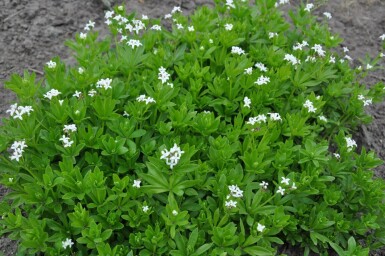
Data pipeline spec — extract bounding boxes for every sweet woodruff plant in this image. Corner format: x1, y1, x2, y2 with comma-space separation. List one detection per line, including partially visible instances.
1, 0, 385, 255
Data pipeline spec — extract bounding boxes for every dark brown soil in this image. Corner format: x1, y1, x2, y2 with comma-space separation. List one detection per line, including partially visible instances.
1, 0, 385, 255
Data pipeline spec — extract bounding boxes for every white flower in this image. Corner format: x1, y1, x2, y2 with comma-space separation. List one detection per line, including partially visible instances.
259, 181, 268, 189
281, 177, 290, 185
246, 114, 267, 125
79, 32, 87, 39
343, 47, 349, 53
127, 39, 142, 49
268, 112, 282, 121
366, 63, 373, 70
59, 135, 74, 148
224, 23, 233, 31
329, 55, 336, 63
6, 104, 33, 120
171, 6, 182, 14
176, 23, 184, 30
160, 143, 184, 169
133, 179, 141, 188
318, 115, 327, 122
380, 53, 385, 58
268, 32, 278, 39
244, 67, 253, 75
303, 100, 317, 113
225, 200, 237, 208
172, 210, 178, 216
105, 10, 114, 19
164, 13, 172, 19
142, 205, 150, 212
187, 26, 195, 32
73, 91, 82, 98
62, 238, 74, 249
63, 124, 77, 133
276, 186, 285, 195
46, 60, 56, 69
84, 20, 95, 31
254, 62, 267, 72
311, 44, 326, 57
151, 24, 162, 31
59, 100, 64, 105
243, 96, 251, 108
158, 66, 171, 84
228, 185, 243, 198
379, 34, 385, 41
8, 178, 14, 183
96, 78, 113, 90
142, 14, 149, 20
333, 153, 341, 159
209, 39, 213, 44
293, 41, 308, 51
323, 12, 332, 19
123, 111, 130, 117
136, 94, 156, 104
88, 89, 97, 97
231, 46, 245, 55
255, 75, 270, 85
78, 67, 84, 74
345, 137, 357, 151
275, 0, 289, 7
291, 182, 297, 190
225, 0, 235, 8
257, 223, 266, 232
44, 89, 61, 100
284, 54, 300, 65
9, 140, 27, 162
304, 3, 314, 12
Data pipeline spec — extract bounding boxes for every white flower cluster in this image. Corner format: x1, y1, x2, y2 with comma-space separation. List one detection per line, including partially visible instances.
275, 0, 289, 7
259, 181, 268, 189
9, 140, 27, 162
44, 89, 61, 100
284, 54, 300, 66
46, 60, 56, 69
151, 24, 162, 31
311, 44, 326, 57
63, 124, 77, 133
293, 40, 308, 51
137, 94, 156, 104
243, 96, 251, 108
84, 20, 95, 31
96, 78, 112, 90
268, 33, 278, 40
127, 39, 142, 49
246, 114, 267, 125
160, 143, 184, 169
6, 103, 33, 120
231, 46, 245, 55
276, 177, 297, 196
358, 94, 372, 106
244, 67, 253, 75
318, 115, 327, 122
345, 137, 357, 151
268, 112, 282, 121
225, 184, 243, 209
323, 12, 332, 19
255, 75, 270, 85
62, 238, 74, 249
255, 62, 267, 72
59, 124, 77, 148
303, 100, 317, 113
304, 3, 314, 12
225, 0, 235, 8
158, 66, 171, 84
224, 23, 233, 31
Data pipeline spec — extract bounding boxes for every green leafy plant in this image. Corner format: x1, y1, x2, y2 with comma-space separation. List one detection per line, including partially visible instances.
1, 0, 385, 255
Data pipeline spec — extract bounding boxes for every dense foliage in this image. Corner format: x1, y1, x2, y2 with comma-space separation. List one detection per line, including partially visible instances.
1, 0, 385, 255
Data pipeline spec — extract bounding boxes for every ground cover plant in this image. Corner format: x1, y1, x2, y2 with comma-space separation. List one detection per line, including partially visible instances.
1, 0, 385, 255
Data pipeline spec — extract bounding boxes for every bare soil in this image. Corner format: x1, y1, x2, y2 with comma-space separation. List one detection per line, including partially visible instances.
1, 0, 385, 255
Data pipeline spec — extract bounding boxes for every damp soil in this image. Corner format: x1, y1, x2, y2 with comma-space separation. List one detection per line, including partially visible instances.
1, 0, 385, 255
